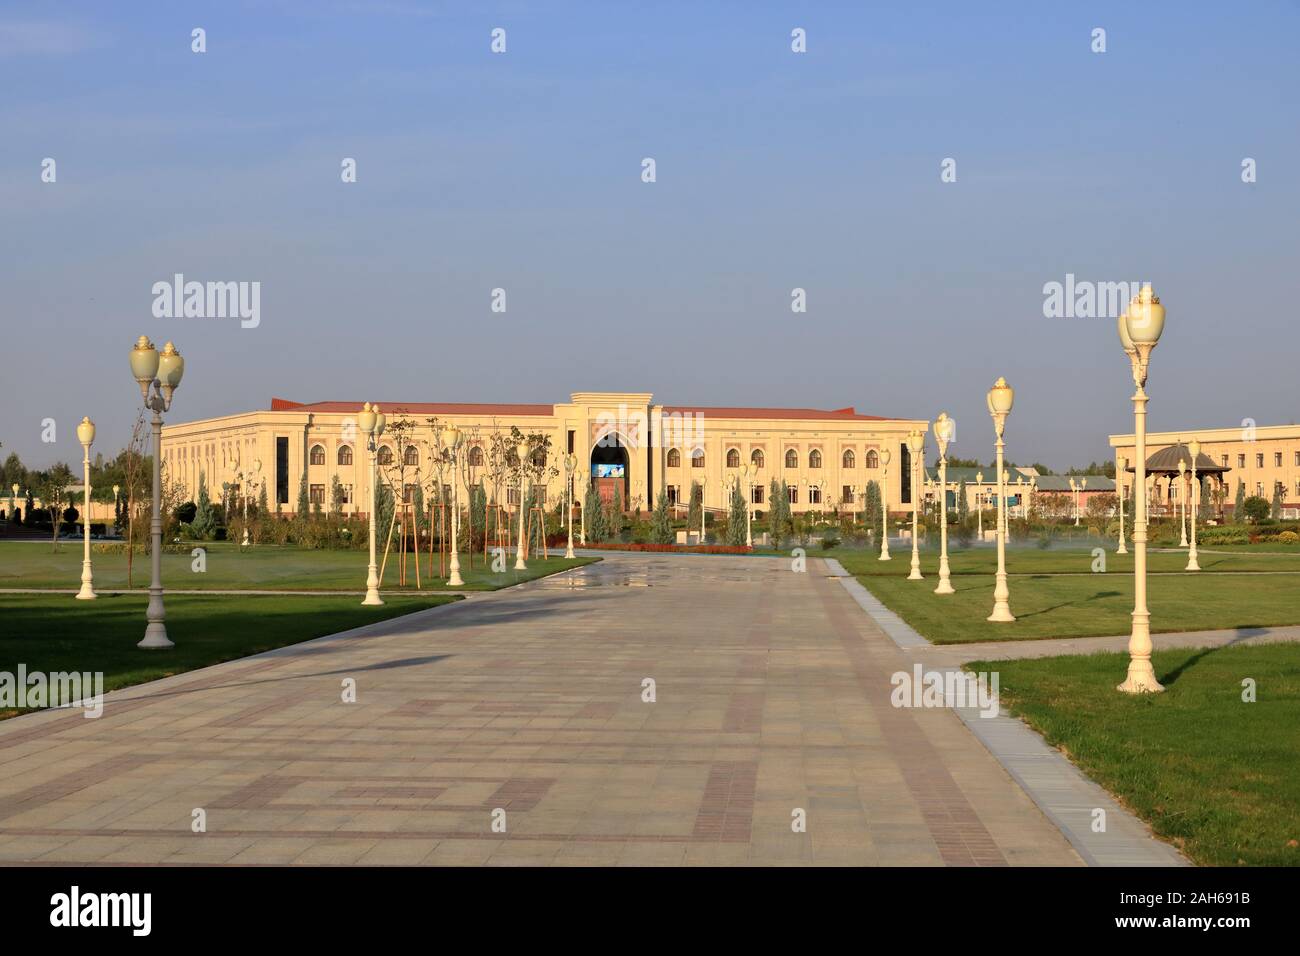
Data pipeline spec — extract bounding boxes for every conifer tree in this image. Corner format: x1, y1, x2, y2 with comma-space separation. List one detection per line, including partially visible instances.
650, 491, 673, 544
727, 482, 748, 546
687, 480, 702, 532
1233, 480, 1246, 523
190, 470, 216, 540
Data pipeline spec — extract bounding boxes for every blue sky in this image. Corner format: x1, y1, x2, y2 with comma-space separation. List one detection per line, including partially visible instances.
3, 0, 1297, 469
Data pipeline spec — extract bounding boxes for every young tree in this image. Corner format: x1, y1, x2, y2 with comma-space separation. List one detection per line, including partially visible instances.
608, 485, 623, 538
331, 474, 346, 512
687, 480, 702, 533
955, 479, 969, 523
296, 471, 310, 520
584, 481, 607, 542
1270, 484, 1284, 520
726, 482, 748, 546
1233, 480, 1246, 524
650, 491, 673, 544
190, 470, 216, 540
1242, 495, 1270, 524
864, 480, 881, 530
41, 463, 75, 551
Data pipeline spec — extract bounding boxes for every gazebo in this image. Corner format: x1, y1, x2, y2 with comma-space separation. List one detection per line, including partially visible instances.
1126, 442, 1231, 519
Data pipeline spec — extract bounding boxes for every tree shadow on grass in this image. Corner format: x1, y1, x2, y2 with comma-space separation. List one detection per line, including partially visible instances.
1160, 628, 1272, 687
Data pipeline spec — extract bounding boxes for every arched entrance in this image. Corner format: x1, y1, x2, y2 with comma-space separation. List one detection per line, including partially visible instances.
590, 434, 630, 508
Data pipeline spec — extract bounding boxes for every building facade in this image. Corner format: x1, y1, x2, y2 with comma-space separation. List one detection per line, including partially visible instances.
1110, 423, 1300, 514
160, 392, 930, 518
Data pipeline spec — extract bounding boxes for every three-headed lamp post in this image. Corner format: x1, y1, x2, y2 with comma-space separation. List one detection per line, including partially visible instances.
358, 403, 385, 605
129, 337, 184, 648
933, 413, 955, 595
75, 416, 97, 600
906, 430, 924, 580
986, 377, 1015, 622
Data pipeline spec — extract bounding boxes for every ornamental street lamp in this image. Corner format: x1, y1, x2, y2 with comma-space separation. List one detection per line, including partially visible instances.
9, 483, 18, 523
564, 453, 577, 559
932, 413, 955, 595
1177, 458, 1189, 547
237, 458, 262, 546
129, 336, 184, 648
878, 449, 892, 561
112, 484, 120, 535
443, 425, 464, 586
740, 463, 754, 547
986, 378, 1015, 621
514, 438, 529, 571
1186, 439, 1201, 571
906, 430, 924, 580
1069, 477, 1079, 525
358, 403, 386, 605
1117, 284, 1167, 694
75, 416, 97, 600
976, 471, 985, 540
699, 475, 706, 543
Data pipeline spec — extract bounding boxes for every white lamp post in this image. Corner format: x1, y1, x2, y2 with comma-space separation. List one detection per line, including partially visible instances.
129, 337, 184, 648
358, 403, 385, 605
907, 430, 924, 580
564, 453, 577, 559
1117, 473, 1128, 554
741, 463, 754, 547
699, 475, 706, 543
878, 449, 892, 560
1177, 458, 1189, 547
933, 413, 955, 595
112, 484, 120, 537
443, 425, 464, 586
514, 438, 529, 571
1117, 285, 1166, 694
1186, 440, 1201, 571
75, 416, 97, 600
1069, 477, 1079, 526
986, 378, 1015, 621
10, 483, 18, 523
976, 471, 984, 540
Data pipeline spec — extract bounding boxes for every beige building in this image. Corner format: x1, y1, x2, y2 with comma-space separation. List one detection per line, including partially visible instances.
1110, 422, 1300, 516
160, 392, 930, 517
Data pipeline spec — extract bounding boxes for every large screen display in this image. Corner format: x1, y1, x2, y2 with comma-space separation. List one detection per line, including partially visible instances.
593, 463, 625, 478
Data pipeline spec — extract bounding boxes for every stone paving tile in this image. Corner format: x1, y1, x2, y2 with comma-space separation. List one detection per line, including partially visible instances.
0, 553, 1084, 866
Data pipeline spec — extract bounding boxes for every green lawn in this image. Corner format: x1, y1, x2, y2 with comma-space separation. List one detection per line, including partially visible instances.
0, 540, 595, 592
830, 544, 1300, 644
970, 645, 1300, 866
0, 592, 459, 718
833, 543, 1300, 577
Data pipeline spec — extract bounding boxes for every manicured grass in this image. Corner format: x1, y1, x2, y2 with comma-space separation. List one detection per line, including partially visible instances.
856, 571, 1300, 644
969, 645, 1300, 866
0, 541, 595, 592
833, 543, 1300, 577
0, 592, 458, 717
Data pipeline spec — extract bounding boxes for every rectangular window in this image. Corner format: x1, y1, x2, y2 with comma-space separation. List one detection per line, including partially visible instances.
751, 485, 764, 505
1274, 452, 1283, 467
788, 486, 799, 505
275, 436, 289, 504
343, 484, 353, 504
809, 486, 822, 505
691, 452, 704, 468
309, 484, 325, 505
1255, 482, 1263, 496
403, 484, 417, 503
1238, 454, 1246, 468
1257, 453, 1264, 468
1294, 452, 1300, 467
1221, 455, 1228, 467
842, 485, 853, 504
507, 486, 520, 506
667, 485, 679, 506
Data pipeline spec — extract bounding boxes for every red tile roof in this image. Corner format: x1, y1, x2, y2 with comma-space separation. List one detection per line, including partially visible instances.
661, 405, 891, 421
269, 398, 554, 416
269, 398, 895, 422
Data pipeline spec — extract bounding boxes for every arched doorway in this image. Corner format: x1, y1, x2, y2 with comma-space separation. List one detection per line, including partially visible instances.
591, 434, 630, 508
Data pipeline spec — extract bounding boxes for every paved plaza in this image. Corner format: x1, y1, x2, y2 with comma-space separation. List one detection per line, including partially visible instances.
0, 553, 1169, 866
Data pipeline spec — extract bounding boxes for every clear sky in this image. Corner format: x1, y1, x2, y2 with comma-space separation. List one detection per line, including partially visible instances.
3, 1, 1297, 471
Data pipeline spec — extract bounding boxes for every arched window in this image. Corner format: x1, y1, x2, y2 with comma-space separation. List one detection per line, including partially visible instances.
378, 445, 393, 466
404, 445, 419, 466
809, 449, 822, 469
726, 448, 740, 468
468, 445, 484, 467
337, 445, 353, 466
667, 448, 681, 468
691, 448, 705, 468
785, 449, 798, 469
309, 444, 325, 466
842, 450, 855, 469
866, 450, 880, 469
751, 449, 765, 469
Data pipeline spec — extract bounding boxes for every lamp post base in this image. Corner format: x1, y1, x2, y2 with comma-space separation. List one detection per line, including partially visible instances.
933, 579, 954, 595
565, 544, 576, 559
986, 604, 1015, 623
1117, 541, 1128, 554
138, 623, 173, 649
75, 585, 97, 600
362, 590, 384, 606
907, 565, 923, 581
1185, 556, 1200, 571
1116, 661, 1165, 694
